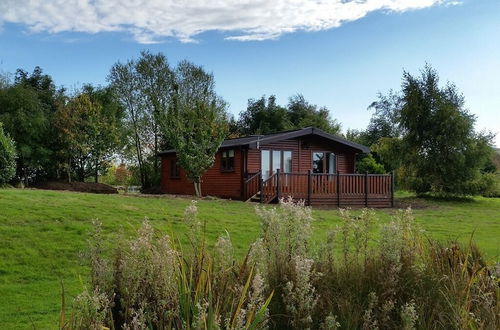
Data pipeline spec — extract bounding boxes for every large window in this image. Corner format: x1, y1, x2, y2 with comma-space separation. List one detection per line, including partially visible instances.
313, 152, 336, 174
261, 150, 271, 179
261, 150, 293, 180
272, 151, 281, 175
283, 151, 292, 173
221, 149, 235, 171
312, 152, 324, 173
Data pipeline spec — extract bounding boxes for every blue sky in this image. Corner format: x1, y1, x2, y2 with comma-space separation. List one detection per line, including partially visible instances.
0, 0, 499, 146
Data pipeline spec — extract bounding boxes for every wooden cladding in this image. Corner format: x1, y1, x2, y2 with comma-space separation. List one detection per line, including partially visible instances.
160, 133, 381, 206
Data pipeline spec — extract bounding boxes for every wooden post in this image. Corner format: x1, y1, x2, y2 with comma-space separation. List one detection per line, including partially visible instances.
259, 177, 263, 203
337, 171, 341, 207
276, 169, 281, 201
390, 171, 395, 208
307, 169, 312, 206
365, 172, 368, 207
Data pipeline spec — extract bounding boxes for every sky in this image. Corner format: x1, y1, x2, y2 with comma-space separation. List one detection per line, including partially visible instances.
0, 0, 499, 146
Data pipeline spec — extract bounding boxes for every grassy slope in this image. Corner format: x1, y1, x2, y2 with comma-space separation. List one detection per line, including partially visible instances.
0, 188, 498, 328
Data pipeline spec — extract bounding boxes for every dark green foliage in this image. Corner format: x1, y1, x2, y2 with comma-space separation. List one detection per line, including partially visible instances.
356, 154, 385, 174
475, 172, 500, 197
369, 65, 494, 195
287, 94, 341, 134
237, 95, 290, 135
108, 51, 175, 188
0, 122, 16, 184
236, 94, 341, 135
0, 67, 65, 184
55, 85, 124, 182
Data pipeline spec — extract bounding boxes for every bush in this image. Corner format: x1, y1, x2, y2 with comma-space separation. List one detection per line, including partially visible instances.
64, 200, 499, 329
476, 172, 500, 197
0, 122, 16, 184
356, 154, 386, 174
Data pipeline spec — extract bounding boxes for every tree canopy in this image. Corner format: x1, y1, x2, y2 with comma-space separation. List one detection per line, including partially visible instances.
369, 65, 494, 195
164, 60, 228, 197
236, 94, 341, 136
0, 122, 16, 184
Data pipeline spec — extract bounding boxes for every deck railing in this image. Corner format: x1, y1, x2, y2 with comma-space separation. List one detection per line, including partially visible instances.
243, 171, 261, 201
248, 169, 394, 207
261, 172, 278, 203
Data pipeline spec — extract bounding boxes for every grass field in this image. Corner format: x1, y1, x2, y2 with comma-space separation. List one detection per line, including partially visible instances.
0, 188, 499, 328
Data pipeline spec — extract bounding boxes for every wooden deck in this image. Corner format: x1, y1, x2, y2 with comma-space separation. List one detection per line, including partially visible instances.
244, 170, 394, 208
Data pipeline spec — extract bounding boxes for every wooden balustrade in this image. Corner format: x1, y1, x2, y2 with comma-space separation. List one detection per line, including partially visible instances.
261, 173, 278, 203
243, 172, 261, 200
245, 170, 394, 207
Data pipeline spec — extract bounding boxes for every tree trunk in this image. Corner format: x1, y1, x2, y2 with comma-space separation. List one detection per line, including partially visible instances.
194, 178, 202, 197
67, 158, 72, 183
94, 157, 99, 183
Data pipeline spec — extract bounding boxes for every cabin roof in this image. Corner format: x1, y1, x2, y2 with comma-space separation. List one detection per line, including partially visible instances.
158, 127, 370, 155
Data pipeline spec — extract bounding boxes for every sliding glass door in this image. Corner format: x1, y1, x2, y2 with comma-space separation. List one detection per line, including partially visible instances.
261, 150, 293, 180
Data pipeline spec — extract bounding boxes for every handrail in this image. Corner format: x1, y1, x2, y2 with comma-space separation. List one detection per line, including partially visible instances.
262, 172, 277, 184
245, 171, 261, 184
243, 171, 261, 201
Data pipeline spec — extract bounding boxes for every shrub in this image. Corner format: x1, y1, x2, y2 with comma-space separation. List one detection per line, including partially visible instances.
476, 172, 500, 197
0, 122, 16, 184
356, 154, 386, 174
65, 200, 499, 329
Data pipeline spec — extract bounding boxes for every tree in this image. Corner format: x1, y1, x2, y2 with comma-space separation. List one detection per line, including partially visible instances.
372, 65, 494, 195
55, 86, 122, 182
236, 94, 341, 136
165, 60, 228, 197
0, 122, 16, 184
108, 52, 174, 188
135, 51, 175, 182
237, 95, 290, 135
0, 67, 64, 184
355, 154, 385, 174
287, 94, 341, 134
108, 60, 149, 187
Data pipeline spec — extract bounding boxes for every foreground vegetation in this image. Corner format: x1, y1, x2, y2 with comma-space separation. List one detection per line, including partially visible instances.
67, 199, 499, 329
0, 189, 499, 328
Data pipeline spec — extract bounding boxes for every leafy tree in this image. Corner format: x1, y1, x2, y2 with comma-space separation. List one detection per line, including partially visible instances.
55, 86, 123, 182
165, 60, 228, 197
108, 52, 174, 188
135, 51, 174, 182
287, 94, 341, 134
0, 122, 16, 184
372, 65, 494, 195
236, 94, 341, 136
108, 59, 149, 187
237, 95, 290, 135
0, 67, 64, 184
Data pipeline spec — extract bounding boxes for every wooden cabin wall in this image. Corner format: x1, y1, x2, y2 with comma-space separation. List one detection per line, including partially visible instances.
160, 148, 243, 199
246, 136, 356, 174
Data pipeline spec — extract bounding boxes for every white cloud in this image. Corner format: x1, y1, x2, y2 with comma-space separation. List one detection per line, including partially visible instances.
0, 0, 457, 43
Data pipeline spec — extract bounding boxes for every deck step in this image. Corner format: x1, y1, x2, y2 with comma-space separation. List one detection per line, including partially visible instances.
247, 191, 262, 203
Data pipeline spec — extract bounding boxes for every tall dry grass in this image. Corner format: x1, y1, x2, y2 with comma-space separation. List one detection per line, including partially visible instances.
62, 198, 499, 329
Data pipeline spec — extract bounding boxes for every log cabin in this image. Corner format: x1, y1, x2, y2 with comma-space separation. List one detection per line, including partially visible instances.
159, 127, 394, 207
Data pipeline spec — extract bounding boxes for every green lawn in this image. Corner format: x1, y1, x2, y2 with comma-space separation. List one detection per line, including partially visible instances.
0, 188, 499, 328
